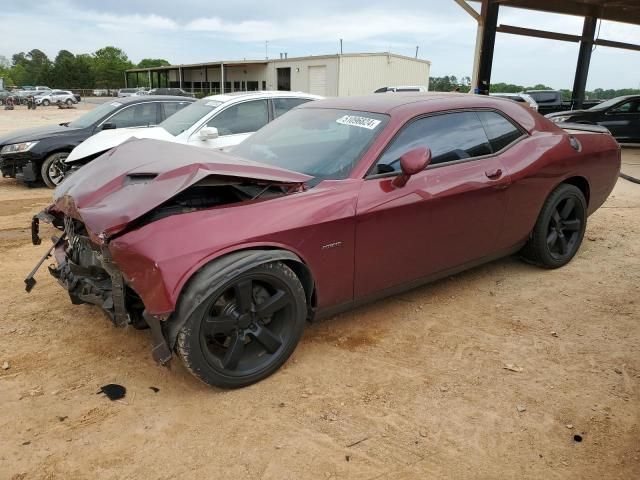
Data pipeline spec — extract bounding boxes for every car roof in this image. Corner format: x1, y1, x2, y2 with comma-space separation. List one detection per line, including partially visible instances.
201, 90, 323, 103
298, 92, 540, 132
115, 95, 197, 104
298, 92, 497, 114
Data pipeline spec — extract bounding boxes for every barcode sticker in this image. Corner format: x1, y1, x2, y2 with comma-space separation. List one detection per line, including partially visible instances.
336, 115, 381, 130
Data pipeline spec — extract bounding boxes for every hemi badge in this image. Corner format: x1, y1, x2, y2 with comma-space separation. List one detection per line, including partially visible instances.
321, 241, 343, 250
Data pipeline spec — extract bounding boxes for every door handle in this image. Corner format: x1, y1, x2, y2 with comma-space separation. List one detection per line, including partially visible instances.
485, 168, 503, 179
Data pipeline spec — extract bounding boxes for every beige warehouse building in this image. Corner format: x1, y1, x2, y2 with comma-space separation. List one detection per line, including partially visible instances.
125, 52, 431, 97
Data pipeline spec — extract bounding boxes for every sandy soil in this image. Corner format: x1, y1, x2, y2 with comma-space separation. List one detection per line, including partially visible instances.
0, 106, 639, 480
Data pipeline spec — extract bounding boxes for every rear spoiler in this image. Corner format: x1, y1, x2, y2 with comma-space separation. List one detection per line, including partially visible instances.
558, 122, 611, 135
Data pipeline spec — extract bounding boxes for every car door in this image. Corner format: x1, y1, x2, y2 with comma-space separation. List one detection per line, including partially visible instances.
189, 99, 270, 150
598, 99, 640, 142
354, 111, 511, 299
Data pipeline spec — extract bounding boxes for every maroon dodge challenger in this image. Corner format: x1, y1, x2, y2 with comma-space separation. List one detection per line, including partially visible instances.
28, 93, 620, 388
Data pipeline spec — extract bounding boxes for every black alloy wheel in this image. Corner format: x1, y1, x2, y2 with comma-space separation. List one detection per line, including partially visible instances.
546, 197, 582, 259
521, 183, 587, 268
177, 261, 306, 388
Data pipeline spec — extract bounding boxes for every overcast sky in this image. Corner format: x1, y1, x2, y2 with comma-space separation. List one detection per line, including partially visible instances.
2, 0, 639, 89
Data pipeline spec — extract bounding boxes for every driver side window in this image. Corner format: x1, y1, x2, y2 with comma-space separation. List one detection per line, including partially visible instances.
373, 111, 492, 174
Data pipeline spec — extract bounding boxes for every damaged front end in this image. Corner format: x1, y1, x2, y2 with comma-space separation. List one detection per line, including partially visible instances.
25, 138, 312, 368
28, 206, 173, 365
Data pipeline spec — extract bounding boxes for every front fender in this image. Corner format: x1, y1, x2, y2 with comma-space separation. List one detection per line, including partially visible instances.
162, 248, 311, 350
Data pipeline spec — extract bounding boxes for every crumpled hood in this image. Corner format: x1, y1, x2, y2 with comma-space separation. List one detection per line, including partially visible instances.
0, 124, 78, 145
66, 126, 174, 163
53, 138, 312, 240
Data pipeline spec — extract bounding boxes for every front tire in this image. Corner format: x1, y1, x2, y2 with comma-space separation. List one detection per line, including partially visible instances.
41, 152, 69, 188
65, 98, 73, 105
42, 99, 50, 106
176, 261, 307, 388
521, 183, 587, 268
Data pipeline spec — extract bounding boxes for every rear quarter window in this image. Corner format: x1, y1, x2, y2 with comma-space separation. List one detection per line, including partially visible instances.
477, 111, 525, 152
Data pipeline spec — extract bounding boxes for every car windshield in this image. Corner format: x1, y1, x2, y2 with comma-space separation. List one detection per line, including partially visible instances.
232, 108, 389, 182
67, 101, 124, 129
588, 98, 624, 110
159, 98, 223, 136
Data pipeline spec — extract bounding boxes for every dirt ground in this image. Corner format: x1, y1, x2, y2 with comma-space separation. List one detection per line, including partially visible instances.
0, 105, 638, 480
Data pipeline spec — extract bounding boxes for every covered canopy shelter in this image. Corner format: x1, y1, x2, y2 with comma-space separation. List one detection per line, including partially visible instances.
456, 0, 640, 108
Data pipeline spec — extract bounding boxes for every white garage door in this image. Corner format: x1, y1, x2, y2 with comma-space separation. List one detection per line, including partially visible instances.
308, 65, 327, 96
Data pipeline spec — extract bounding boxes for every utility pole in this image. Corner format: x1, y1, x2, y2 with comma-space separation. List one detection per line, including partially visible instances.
340, 39, 343, 54
415, 46, 419, 58
265, 41, 269, 60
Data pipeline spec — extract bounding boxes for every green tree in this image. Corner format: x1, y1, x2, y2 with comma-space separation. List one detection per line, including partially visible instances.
73, 54, 95, 88
137, 58, 170, 69
51, 50, 95, 88
92, 46, 134, 88
489, 82, 524, 93
53, 50, 75, 87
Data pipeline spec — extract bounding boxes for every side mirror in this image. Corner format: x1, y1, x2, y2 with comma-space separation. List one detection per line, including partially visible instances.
102, 122, 116, 130
392, 147, 432, 188
199, 126, 219, 140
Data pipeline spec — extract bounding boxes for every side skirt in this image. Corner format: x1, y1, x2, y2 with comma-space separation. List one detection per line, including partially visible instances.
314, 243, 525, 321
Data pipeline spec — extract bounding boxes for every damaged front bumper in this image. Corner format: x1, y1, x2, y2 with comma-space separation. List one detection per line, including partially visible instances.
27, 210, 172, 365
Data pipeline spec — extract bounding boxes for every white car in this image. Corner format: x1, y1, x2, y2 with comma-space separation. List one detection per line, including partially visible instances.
66, 91, 322, 166
35, 90, 77, 106
490, 92, 539, 111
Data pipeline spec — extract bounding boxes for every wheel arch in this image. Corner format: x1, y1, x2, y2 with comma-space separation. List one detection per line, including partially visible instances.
561, 175, 590, 207
164, 247, 316, 350
39, 149, 73, 184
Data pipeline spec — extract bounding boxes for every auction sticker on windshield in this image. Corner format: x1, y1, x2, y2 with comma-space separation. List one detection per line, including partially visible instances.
336, 115, 381, 130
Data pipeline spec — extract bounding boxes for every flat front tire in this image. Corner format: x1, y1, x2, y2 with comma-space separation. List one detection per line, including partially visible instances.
521, 183, 587, 268
176, 261, 307, 388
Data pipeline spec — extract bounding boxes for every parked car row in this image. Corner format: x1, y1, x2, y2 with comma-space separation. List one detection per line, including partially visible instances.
117, 87, 195, 98
16, 90, 622, 389
0, 91, 320, 187
0, 86, 81, 105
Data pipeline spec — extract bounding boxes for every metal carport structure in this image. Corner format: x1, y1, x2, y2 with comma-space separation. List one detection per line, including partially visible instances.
456, 0, 640, 108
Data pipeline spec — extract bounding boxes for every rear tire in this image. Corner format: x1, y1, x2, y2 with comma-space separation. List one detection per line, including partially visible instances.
176, 261, 307, 388
521, 183, 587, 268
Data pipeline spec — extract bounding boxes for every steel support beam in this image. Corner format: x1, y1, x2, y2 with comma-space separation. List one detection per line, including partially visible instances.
475, 0, 499, 94
220, 63, 225, 94
595, 38, 640, 52
496, 24, 583, 43
454, 0, 480, 20
571, 16, 597, 109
